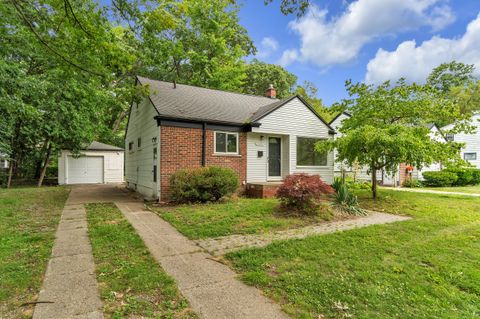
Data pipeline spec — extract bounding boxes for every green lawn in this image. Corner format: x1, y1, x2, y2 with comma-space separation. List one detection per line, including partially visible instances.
226, 190, 480, 319
86, 203, 197, 318
0, 187, 69, 319
422, 185, 480, 194
151, 198, 336, 239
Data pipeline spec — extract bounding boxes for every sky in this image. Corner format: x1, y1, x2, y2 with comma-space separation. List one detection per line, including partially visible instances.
238, 0, 480, 105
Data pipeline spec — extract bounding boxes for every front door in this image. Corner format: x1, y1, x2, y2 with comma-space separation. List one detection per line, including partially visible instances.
268, 137, 282, 178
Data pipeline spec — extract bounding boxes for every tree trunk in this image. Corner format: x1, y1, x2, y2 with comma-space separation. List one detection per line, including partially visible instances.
6, 162, 14, 188
372, 166, 377, 200
37, 143, 52, 187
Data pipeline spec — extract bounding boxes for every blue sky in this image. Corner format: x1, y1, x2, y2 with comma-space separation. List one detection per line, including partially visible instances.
238, 0, 480, 105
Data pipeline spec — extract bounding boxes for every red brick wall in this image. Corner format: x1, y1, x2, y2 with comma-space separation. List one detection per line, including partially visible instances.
159, 126, 247, 200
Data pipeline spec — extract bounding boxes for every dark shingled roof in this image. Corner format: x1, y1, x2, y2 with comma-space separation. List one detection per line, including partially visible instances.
138, 76, 286, 125
86, 141, 124, 151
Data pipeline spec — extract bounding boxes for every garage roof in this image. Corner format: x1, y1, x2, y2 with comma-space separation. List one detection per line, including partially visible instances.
86, 141, 124, 151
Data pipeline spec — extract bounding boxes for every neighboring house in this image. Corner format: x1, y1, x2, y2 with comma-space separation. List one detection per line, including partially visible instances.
442, 113, 480, 168
125, 76, 335, 200
329, 111, 398, 185
402, 124, 446, 182
58, 141, 124, 185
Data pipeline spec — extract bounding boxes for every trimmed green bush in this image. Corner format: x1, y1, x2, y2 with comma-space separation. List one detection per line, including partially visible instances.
169, 166, 239, 203
422, 171, 458, 187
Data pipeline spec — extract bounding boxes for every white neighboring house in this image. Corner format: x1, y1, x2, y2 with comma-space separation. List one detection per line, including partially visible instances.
58, 141, 124, 185
329, 111, 399, 185
125, 76, 335, 200
410, 124, 446, 180
441, 113, 480, 168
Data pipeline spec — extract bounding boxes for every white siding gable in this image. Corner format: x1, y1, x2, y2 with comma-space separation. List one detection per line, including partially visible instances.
442, 114, 480, 168
248, 97, 334, 183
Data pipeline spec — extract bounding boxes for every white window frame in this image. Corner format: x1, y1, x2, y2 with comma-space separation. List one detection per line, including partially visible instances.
296, 136, 328, 167
214, 131, 239, 155
464, 152, 477, 161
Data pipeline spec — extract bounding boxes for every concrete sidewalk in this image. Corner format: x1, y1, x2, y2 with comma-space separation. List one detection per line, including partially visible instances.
195, 211, 411, 255
116, 201, 290, 319
33, 203, 103, 319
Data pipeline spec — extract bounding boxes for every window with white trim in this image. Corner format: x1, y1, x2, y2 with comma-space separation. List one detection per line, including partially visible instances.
215, 131, 238, 154
464, 152, 477, 161
296, 137, 327, 166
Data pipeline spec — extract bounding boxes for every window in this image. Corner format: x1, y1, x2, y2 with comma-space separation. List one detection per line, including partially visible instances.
215, 132, 238, 154
296, 137, 327, 166
128, 142, 134, 151
464, 152, 477, 161
137, 137, 142, 148
445, 133, 454, 142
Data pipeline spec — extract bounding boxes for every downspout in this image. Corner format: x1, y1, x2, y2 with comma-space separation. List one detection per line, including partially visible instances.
201, 122, 206, 166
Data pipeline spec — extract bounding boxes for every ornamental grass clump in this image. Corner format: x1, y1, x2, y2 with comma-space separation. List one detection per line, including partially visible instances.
333, 183, 367, 216
276, 174, 335, 215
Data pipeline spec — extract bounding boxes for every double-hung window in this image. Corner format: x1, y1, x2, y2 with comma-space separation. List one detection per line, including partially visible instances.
296, 137, 328, 166
215, 132, 238, 154
464, 152, 477, 161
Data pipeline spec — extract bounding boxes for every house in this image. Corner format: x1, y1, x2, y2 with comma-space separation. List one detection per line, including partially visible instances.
329, 111, 399, 185
441, 113, 480, 168
401, 124, 446, 183
58, 141, 124, 185
125, 76, 335, 200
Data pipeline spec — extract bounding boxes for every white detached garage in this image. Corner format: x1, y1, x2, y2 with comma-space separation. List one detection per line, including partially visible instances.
58, 141, 124, 185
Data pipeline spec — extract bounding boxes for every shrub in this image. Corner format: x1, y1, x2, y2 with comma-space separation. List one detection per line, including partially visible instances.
402, 178, 422, 188
276, 174, 335, 215
169, 166, 239, 203
444, 167, 473, 186
422, 171, 458, 187
471, 169, 480, 185
333, 184, 367, 216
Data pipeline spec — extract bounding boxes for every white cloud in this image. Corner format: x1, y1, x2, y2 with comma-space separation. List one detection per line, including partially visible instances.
282, 0, 455, 66
365, 13, 480, 84
256, 37, 279, 58
278, 49, 299, 66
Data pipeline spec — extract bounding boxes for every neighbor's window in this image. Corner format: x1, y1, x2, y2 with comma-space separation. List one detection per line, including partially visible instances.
128, 141, 134, 151
445, 133, 454, 142
137, 137, 142, 148
296, 137, 327, 166
215, 132, 238, 154
464, 152, 477, 161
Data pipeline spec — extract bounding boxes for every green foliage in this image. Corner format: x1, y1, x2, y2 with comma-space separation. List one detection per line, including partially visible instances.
242, 59, 297, 98
169, 166, 239, 203
402, 179, 422, 188
295, 81, 333, 122
422, 171, 458, 187
443, 167, 480, 186
318, 77, 470, 198
332, 184, 367, 216
427, 61, 475, 94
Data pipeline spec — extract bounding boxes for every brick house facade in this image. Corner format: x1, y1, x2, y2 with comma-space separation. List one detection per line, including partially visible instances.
160, 126, 247, 199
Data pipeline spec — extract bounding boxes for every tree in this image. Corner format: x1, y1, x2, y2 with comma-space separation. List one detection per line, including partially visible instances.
295, 81, 333, 121
264, 0, 311, 16
427, 61, 475, 94
243, 59, 297, 98
318, 79, 469, 199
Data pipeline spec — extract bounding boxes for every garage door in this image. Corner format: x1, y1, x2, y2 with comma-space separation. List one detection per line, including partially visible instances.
67, 156, 104, 184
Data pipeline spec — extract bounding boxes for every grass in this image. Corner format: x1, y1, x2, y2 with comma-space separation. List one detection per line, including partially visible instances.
151, 198, 337, 239
422, 184, 480, 194
0, 186, 69, 319
86, 203, 197, 319
225, 190, 480, 319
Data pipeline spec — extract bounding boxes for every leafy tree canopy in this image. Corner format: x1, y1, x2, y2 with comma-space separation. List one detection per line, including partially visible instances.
319, 79, 470, 199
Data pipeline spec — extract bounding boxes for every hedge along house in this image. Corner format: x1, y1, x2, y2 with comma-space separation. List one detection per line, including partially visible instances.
125, 76, 335, 201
